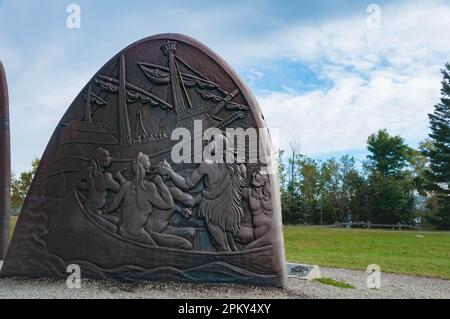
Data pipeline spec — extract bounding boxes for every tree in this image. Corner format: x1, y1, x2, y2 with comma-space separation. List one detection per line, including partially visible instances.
298, 157, 320, 224
366, 129, 412, 176
412, 140, 434, 195
318, 158, 340, 224
408, 140, 436, 226
347, 171, 370, 222
338, 155, 368, 222
425, 63, 450, 229
277, 150, 293, 223
277, 149, 302, 224
11, 158, 40, 209
367, 172, 416, 224
277, 150, 287, 192
365, 130, 416, 224
318, 156, 368, 223
286, 140, 301, 217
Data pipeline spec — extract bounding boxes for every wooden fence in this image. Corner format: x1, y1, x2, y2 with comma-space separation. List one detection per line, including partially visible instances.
335, 221, 421, 230
290, 222, 421, 230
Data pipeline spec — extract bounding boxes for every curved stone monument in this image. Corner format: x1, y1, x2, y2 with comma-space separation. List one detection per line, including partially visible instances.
0, 34, 286, 286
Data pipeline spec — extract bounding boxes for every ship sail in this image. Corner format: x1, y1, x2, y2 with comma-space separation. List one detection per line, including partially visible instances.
140, 65, 170, 84
88, 40, 250, 146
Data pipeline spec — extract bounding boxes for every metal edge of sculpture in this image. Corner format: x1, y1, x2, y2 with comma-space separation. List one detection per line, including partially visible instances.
0, 60, 11, 260
0, 34, 286, 287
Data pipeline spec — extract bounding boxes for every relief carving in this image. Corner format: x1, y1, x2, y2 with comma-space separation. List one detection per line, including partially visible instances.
0, 34, 286, 287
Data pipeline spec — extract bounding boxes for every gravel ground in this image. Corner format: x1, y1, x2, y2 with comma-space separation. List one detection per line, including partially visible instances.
0, 264, 448, 299
290, 266, 450, 299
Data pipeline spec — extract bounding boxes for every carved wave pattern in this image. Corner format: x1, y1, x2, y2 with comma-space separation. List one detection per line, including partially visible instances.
2, 194, 278, 285
64, 260, 279, 284
1, 196, 68, 278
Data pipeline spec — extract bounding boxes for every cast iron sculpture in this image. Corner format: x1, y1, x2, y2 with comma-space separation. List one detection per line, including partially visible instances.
0, 34, 286, 286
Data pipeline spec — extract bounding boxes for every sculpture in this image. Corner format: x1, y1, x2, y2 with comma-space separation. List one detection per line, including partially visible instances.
0, 60, 11, 260
158, 132, 247, 252
0, 34, 286, 286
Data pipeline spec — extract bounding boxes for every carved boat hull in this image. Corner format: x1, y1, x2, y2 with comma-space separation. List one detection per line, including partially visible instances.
43, 190, 280, 285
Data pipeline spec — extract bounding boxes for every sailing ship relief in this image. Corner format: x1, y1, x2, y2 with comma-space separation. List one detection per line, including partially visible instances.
0, 34, 286, 287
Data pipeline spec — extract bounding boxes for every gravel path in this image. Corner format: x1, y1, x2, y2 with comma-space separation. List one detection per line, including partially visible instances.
288, 266, 450, 299
0, 265, 448, 299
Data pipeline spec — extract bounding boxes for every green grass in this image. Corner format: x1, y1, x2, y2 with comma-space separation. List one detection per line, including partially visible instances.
284, 226, 450, 279
9, 216, 17, 239
314, 277, 355, 289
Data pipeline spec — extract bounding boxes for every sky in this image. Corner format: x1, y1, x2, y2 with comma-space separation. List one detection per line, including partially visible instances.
0, 0, 449, 173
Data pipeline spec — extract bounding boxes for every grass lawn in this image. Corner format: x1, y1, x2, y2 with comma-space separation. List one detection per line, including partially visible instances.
284, 226, 450, 279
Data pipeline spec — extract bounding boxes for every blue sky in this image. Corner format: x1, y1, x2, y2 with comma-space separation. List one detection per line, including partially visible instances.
1, 0, 450, 173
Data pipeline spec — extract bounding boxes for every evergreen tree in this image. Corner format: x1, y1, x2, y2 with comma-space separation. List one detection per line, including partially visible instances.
366, 129, 411, 177
425, 64, 450, 229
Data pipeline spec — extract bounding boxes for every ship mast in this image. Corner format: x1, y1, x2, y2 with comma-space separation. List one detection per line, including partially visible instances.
161, 41, 191, 114
118, 54, 132, 146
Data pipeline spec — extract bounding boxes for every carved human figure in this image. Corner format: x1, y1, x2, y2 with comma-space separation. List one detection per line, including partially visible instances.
77, 147, 120, 214
144, 165, 198, 247
106, 152, 174, 245
159, 133, 247, 252
242, 169, 273, 250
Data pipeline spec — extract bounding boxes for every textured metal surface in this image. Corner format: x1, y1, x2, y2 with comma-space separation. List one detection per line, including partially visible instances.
0, 60, 11, 259
0, 34, 286, 286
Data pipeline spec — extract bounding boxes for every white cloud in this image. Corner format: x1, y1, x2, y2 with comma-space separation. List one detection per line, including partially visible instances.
250, 1, 450, 155
2, 0, 450, 172
260, 68, 439, 155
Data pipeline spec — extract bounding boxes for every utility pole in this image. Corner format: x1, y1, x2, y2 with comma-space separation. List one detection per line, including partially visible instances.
0, 60, 11, 260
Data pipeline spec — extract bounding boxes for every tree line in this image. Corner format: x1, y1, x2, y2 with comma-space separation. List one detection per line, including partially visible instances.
10, 65, 450, 230
278, 64, 450, 230
277, 131, 427, 226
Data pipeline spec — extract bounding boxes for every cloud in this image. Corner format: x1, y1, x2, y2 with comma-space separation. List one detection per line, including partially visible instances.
246, 1, 450, 155
1, 0, 449, 172
259, 68, 439, 155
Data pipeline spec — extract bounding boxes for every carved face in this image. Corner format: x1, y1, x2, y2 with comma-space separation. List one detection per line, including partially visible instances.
251, 171, 266, 188
143, 157, 151, 172
137, 153, 151, 173
95, 148, 113, 168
